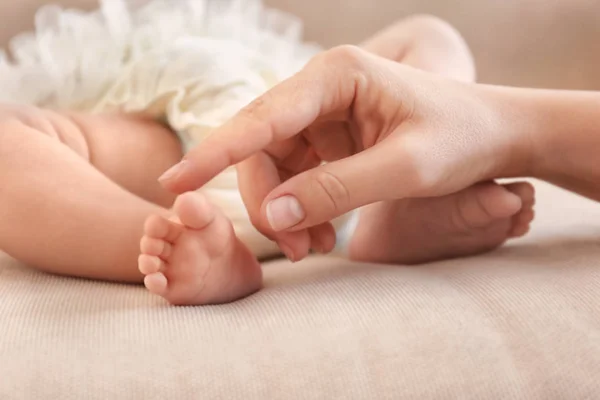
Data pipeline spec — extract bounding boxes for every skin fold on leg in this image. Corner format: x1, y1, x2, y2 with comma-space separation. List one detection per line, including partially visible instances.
0, 106, 182, 282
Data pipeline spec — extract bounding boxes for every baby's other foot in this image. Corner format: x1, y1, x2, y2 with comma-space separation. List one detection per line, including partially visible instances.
349, 181, 535, 264
138, 192, 262, 305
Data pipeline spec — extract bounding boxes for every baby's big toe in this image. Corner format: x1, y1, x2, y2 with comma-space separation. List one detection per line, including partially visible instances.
173, 192, 215, 230
505, 182, 535, 206
455, 183, 522, 230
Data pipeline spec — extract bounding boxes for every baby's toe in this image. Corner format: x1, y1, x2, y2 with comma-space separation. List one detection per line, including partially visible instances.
505, 182, 535, 207
509, 208, 535, 238
456, 183, 522, 230
503, 181, 536, 238
140, 236, 172, 259
173, 192, 215, 230
138, 254, 164, 275
143, 214, 184, 242
144, 272, 168, 296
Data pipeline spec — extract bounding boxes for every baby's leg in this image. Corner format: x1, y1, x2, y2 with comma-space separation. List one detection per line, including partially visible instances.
360, 15, 476, 82
0, 106, 262, 303
348, 17, 535, 264
0, 106, 178, 281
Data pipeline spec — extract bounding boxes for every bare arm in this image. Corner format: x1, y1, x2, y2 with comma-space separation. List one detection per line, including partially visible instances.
483, 85, 600, 202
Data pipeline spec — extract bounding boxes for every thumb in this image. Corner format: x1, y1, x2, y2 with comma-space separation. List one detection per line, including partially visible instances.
261, 142, 420, 232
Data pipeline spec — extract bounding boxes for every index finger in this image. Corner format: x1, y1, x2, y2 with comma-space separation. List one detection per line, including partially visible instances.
159, 45, 364, 193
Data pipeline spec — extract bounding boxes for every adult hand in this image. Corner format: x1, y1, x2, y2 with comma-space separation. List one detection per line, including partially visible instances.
159, 45, 531, 260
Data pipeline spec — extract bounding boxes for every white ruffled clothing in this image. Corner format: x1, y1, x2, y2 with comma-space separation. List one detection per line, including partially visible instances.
0, 0, 355, 257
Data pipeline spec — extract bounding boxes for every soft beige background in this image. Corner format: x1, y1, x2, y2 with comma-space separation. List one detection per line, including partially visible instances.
2, 0, 600, 89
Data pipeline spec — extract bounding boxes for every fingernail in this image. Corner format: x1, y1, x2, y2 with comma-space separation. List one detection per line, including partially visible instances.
158, 160, 188, 182
278, 242, 296, 262
266, 195, 305, 231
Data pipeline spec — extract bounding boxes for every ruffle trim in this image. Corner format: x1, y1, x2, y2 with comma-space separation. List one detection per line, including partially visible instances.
0, 0, 320, 113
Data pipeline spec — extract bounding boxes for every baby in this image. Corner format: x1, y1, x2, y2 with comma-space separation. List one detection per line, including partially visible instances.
0, 0, 534, 305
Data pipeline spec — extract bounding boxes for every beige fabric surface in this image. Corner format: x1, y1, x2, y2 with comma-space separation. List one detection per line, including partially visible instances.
2, 180, 600, 399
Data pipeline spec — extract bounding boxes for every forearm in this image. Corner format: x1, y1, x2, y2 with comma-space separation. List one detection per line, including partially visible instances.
484, 84, 600, 201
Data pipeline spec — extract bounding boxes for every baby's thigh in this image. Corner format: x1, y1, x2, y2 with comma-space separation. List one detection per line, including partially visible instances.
0, 104, 181, 207
71, 112, 184, 207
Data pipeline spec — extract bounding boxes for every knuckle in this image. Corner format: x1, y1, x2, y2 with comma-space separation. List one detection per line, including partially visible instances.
238, 88, 276, 123
311, 44, 367, 71
236, 93, 276, 140
239, 95, 266, 120
313, 170, 350, 215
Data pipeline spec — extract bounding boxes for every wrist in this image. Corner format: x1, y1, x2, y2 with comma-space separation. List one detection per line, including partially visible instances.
527, 90, 600, 181
479, 85, 600, 178
480, 84, 600, 200
476, 84, 539, 179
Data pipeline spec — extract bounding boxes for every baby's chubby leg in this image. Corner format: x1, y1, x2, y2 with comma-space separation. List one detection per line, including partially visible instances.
360, 15, 476, 82
347, 16, 535, 264
0, 104, 262, 304
0, 105, 180, 281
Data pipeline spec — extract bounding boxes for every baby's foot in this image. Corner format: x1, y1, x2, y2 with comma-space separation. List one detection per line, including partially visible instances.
349, 181, 535, 264
138, 192, 262, 305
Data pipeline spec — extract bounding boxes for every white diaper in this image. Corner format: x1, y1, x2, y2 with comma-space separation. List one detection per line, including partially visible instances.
0, 0, 355, 257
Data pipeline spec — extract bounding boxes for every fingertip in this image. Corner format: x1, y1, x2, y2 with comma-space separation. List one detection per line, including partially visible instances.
309, 223, 337, 254
158, 155, 224, 194
158, 160, 188, 185
276, 231, 311, 262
